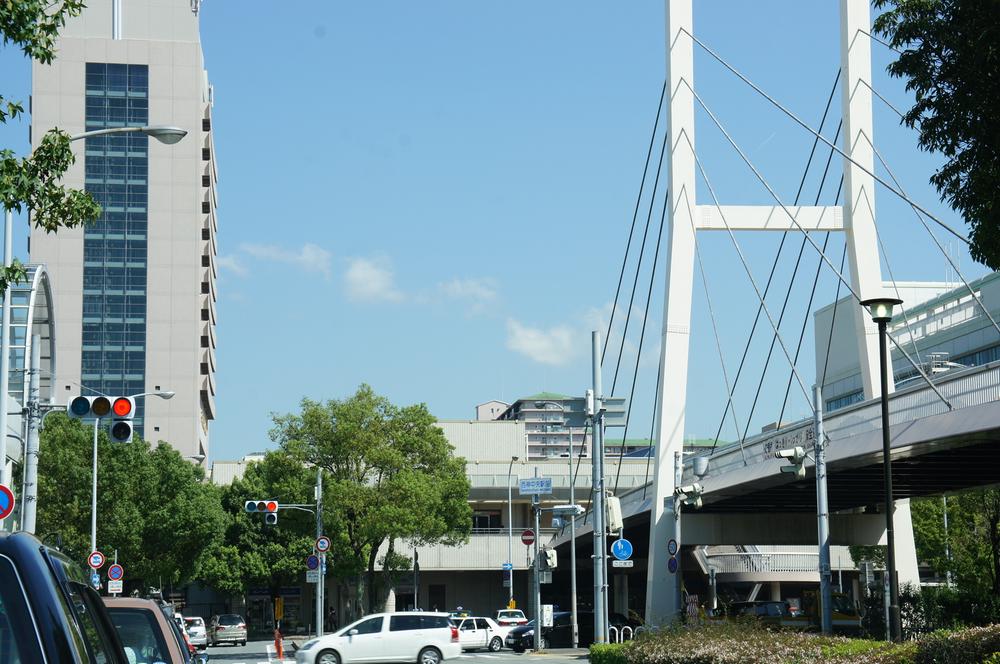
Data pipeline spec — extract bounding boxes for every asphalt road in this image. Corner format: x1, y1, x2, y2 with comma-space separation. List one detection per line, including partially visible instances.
204, 639, 589, 664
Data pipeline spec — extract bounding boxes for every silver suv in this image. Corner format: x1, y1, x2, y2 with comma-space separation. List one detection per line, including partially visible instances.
209, 613, 247, 646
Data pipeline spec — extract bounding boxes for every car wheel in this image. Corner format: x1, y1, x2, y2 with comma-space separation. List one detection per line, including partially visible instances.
418, 647, 442, 664
317, 649, 340, 664
489, 637, 503, 652
241, 641, 246, 647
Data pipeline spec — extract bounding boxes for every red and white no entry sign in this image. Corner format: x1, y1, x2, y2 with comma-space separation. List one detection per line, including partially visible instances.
521, 529, 535, 546
0, 484, 14, 521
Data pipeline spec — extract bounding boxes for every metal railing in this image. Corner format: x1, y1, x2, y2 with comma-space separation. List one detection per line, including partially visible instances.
706, 552, 819, 574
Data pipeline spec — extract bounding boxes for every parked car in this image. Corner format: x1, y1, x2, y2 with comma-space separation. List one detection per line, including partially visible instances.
0, 530, 129, 663
295, 611, 461, 664
208, 613, 247, 646
505, 611, 597, 651
185, 616, 208, 648
453, 616, 509, 651
104, 596, 199, 663
447, 608, 471, 620
494, 609, 528, 626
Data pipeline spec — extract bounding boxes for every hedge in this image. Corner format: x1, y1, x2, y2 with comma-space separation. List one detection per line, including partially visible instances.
588, 622, 1000, 664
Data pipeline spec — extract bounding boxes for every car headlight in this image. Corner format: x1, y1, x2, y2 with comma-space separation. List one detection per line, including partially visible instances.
300, 639, 319, 651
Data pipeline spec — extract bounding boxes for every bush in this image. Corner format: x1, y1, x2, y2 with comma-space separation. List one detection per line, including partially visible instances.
590, 643, 628, 664
914, 624, 1000, 664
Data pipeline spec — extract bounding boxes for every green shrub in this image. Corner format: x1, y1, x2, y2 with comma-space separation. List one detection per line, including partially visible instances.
914, 624, 1000, 664
590, 643, 629, 664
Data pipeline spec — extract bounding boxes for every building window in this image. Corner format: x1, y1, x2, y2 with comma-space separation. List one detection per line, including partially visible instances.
201, 282, 209, 294
201, 201, 210, 213
200, 362, 209, 375
201, 308, 209, 321
825, 390, 864, 413
201, 175, 210, 187
202, 118, 211, 131
201, 255, 210, 267
472, 511, 501, 531
201, 228, 210, 241
201, 335, 209, 348
202, 148, 210, 161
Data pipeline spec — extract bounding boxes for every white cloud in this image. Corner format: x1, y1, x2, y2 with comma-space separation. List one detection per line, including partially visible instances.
344, 256, 403, 302
240, 242, 332, 280
216, 254, 248, 277
505, 319, 577, 366
440, 278, 498, 313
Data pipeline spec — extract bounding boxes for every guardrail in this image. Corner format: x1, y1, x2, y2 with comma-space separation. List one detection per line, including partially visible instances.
706, 552, 818, 574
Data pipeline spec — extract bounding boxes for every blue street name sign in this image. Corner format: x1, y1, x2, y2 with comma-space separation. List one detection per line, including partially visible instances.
502, 562, 513, 571
611, 538, 633, 561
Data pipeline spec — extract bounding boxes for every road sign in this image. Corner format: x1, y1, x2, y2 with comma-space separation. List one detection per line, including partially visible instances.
541, 605, 553, 627
540, 571, 552, 584
307, 555, 320, 570
667, 557, 678, 574
612, 560, 634, 568
315, 536, 331, 553
667, 538, 678, 556
611, 538, 633, 561
503, 579, 511, 588
107, 564, 124, 581
521, 529, 535, 546
90, 571, 100, 589
502, 562, 513, 571
108, 580, 123, 594
306, 569, 320, 583
0, 484, 14, 520
518, 478, 552, 495
88, 551, 106, 570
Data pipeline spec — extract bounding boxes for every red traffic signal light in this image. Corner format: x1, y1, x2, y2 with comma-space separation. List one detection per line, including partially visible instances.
112, 397, 133, 417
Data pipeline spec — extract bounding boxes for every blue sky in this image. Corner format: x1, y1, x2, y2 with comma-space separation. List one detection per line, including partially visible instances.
0, 1, 988, 461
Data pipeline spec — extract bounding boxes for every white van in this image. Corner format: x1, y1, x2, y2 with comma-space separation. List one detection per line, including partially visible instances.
296, 612, 460, 664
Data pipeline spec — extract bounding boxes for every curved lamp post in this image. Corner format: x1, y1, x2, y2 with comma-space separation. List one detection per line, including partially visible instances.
860, 296, 903, 642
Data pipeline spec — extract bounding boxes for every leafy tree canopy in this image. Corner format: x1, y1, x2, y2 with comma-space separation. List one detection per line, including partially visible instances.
271, 384, 472, 612
874, 0, 1000, 269
36, 414, 226, 591
1, 0, 102, 291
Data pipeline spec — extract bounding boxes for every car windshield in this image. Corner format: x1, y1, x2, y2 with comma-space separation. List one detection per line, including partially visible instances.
107, 607, 171, 664
219, 614, 242, 625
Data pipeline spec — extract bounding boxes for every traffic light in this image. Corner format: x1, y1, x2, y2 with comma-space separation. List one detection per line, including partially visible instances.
67, 395, 112, 419
109, 397, 136, 443
675, 483, 704, 509
245, 500, 279, 525
775, 446, 807, 478
541, 548, 557, 569
605, 495, 623, 535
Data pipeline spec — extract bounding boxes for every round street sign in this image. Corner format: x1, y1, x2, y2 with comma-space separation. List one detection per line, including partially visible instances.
611, 538, 633, 561
0, 484, 14, 520
315, 536, 332, 553
88, 551, 106, 570
667, 557, 678, 574
521, 529, 535, 546
107, 564, 124, 581
667, 538, 678, 556
306, 555, 320, 570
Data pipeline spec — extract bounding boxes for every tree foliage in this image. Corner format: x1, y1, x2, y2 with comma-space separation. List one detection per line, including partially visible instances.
36, 414, 226, 591
270, 384, 472, 613
0, 0, 102, 291
873, 0, 1000, 269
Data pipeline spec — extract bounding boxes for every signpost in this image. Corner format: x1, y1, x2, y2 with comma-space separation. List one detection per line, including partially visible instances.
306, 555, 320, 570
518, 478, 552, 496
108, 564, 124, 581
0, 484, 14, 521
88, 551, 106, 570
108, 580, 123, 594
541, 604, 553, 627
520, 529, 535, 546
315, 536, 331, 553
611, 538, 633, 561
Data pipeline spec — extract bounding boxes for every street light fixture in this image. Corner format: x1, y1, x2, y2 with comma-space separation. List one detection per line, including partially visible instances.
534, 400, 580, 649
69, 125, 188, 145
506, 455, 519, 607
861, 296, 903, 642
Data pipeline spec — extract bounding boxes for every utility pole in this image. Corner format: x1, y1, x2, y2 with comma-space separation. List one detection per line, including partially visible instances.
316, 467, 325, 637
21, 335, 41, 533
814, 385, 833, 634
532, 467, 541, 651
591, 331, 606, 643
569, 430, 578, 648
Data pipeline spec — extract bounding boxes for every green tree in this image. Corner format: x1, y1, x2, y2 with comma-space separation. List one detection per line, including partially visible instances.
271, 385, 472, 613
1, 1, 102, 290
35, 414, 226, 591
873, 0, 1000, 269
197, 450, 317, 598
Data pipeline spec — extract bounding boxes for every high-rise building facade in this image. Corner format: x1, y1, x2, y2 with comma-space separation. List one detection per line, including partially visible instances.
29, 0, 217, 460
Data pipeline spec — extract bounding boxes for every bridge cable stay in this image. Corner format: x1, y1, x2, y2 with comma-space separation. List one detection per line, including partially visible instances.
641, 358, 663, 500
602, 82, 667, 366
608, 114, 672, 397
684, 130, 815, 410
565, 420, 591, 531
858, 28, 902, 54
704, 71, 843, 456
611, 170, 671, 495
819, 244, 851, 395
683, 78, 954, 410
863, 133, 1000, 340
680, 27, 971, 246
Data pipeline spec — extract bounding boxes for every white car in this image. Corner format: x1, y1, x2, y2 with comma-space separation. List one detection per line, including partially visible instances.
454, 617, 509, 652
184, 615, 208, 648
296, 612, 461, 664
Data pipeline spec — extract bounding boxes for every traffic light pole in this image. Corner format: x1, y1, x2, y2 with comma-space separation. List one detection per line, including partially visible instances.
0, 209, 11, 496
532, 467, 541, 652
316, 467, 325, 638
91, 416, 100, 553
591, 332, 607, 644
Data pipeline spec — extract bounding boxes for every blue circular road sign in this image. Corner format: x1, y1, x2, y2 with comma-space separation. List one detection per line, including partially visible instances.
667, 557, 678, 574
306, 555, 320, 570
108, 564, 124, 581
611, 538, 633, 561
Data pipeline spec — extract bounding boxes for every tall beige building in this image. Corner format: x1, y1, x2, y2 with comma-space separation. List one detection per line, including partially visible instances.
29, 0, 218, 460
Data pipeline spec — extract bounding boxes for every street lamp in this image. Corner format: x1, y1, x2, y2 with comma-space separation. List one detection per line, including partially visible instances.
90, 390, 175, 555
0, 126, 186, 492
506, 456, 518, 606
861, 296, 903, 642
535, 400, 579, 649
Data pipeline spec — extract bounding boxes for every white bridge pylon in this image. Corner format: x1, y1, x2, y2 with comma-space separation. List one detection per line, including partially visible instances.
645, 0, 910, 624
